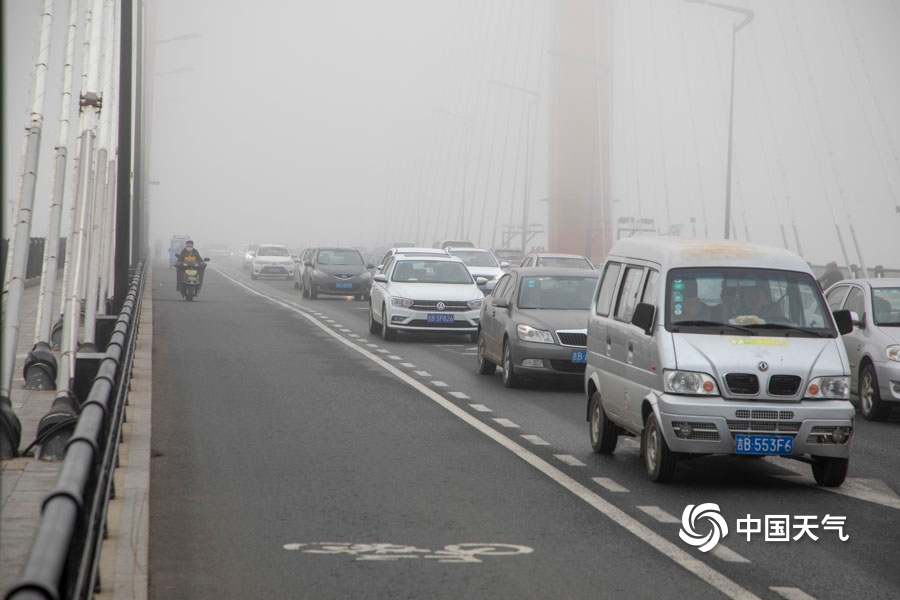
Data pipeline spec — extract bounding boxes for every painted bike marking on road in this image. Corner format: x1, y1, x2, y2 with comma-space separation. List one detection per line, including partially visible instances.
469, 404, 492, 413
448, 391, 469, 399
493, 418, 519, 428
592, 477, 629, 493
521, 435, 550, 446
770, 587, 817, 600
638, 506, 680, 524
216, 270, 762, 600
283, 542, 534, 563
554, 455, 585, 467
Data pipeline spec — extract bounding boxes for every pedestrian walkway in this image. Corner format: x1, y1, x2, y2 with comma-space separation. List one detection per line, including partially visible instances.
1, 269, 152, 599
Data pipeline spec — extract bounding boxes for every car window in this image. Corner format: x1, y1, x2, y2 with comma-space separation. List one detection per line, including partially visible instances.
826, 285, 850, 310
642, 269, 660, 305
492, 274, 511, 298
615, 266, 644, 322
391, 260, 473, 284
518, 276, 597, 310
501, 273, 517, 303
381, 257, 395, 275
595, 262, 621, 316
845, 287, 865, 316
872, 287, 900, 325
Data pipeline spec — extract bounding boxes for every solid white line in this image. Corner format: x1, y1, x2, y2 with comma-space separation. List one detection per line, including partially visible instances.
431, 381, 448, 387
414, 370, 431, 377
214, 269, 761, 600
592, 477, 629, 493
554, 455, 585, 467
711, 545, 751, 564
637, 506, 680, 524
448, 391, 470, 399
770, 587, 817, 600
469, 404, 492, 413
493, 418, 519, 428
522, 434, 550, 446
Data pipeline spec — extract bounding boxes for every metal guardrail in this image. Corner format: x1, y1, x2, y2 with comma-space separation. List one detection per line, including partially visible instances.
1, 238, 67, 284
4, 260, 146, 600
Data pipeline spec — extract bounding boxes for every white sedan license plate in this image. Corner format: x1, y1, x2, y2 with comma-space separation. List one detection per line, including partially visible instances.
735, 434, 793, 455
427, 313, 455, 323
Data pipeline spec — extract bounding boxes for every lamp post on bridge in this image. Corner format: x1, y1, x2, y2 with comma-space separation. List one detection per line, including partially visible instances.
685, 0, 754, 240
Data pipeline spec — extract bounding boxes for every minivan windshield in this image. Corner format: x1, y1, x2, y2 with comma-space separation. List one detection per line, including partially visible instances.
666, 268, 836, 337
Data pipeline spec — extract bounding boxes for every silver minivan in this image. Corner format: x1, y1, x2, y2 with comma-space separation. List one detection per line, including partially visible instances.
585, 237, 855, 486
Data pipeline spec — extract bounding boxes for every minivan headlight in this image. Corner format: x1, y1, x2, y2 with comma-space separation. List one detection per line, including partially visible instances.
806, 376, 850, 399
390, 297, 414, 308
663, 369, 719, 395
886, 345, 900, 362
517, 324, 554, 344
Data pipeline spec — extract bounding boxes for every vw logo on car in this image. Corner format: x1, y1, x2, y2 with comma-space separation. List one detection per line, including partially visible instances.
436, 302, 446, 311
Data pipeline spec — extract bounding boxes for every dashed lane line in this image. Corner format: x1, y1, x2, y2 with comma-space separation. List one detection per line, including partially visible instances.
387, 355, 402, 360
770, 587, 817, 600
521, 435, 550, 446
592, 477, 629, 493
400, 363, 415, 368
448, 391, 470, 399
431, 381, 448, 387
493, 418, 519, 428
414, 370, 431, 377
216, 270, 762, 600
710, 545, 750, 564
469, 404, 492, 413
554, 455, 585, 467
638, 506, 680, 524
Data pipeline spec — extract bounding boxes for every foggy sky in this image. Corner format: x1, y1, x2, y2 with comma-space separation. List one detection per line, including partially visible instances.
4, 0, 900, 268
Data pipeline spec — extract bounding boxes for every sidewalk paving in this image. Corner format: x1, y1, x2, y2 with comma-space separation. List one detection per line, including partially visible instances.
1, 269, 152, 599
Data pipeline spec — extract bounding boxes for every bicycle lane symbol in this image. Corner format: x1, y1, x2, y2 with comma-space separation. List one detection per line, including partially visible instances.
283, 542, 535, 563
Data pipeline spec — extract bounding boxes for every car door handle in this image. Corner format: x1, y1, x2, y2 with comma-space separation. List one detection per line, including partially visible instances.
627, 342, 634, 364
606, 336, 612, 356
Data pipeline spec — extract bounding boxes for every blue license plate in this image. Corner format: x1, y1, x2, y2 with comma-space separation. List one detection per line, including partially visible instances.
735, 434, 793, 455
335, 282, 353, 289
571, 349, 587, 363
427, 313, 455, 323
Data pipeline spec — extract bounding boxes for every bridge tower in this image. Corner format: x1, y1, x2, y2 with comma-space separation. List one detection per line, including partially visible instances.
548, 0, 612, 263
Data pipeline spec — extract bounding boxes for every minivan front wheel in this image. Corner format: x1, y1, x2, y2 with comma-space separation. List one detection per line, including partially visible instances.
643, 413, 677, 483
811, 456, 849, 487
859, 364, 890, 421
589, 392, 618, 454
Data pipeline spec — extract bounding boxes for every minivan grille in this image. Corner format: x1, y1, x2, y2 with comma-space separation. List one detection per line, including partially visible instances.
768, 375, 802, 396
725, 373, 759, 395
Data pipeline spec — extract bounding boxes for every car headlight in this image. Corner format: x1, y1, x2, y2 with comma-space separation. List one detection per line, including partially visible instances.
390, 297, 414, 308
887, 345, 900, 362
467, 298, 483, 310
517, 324, 554, 344
806, 376, 850, 399
663, 369, 719, 395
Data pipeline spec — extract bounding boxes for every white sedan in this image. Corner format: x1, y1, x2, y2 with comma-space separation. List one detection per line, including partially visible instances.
368, 254, 484, 341
250, 244, 295, 280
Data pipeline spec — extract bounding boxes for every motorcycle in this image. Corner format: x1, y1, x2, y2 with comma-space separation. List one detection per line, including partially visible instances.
176, 258, 209, 301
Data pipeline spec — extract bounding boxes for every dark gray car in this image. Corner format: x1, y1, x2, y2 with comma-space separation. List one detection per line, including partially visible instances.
477, 267, 599, 387
299, 246, 374, 300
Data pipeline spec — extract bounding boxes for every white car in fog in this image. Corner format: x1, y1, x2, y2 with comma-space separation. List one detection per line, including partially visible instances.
250, 244, 294, 280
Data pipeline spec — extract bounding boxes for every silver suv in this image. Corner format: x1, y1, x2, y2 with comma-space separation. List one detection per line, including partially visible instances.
826, 278, 900, 420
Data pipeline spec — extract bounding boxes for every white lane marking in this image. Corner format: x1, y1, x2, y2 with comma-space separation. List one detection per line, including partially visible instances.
638, 506, 680, 524
621, 437, 640, 449
366, 344, 379, 348
554, 455, 585, 467
338, 328, 352, 332
521, 435, 550, 446
375, 349, 389, 354
711, 545, 750, 564
592, 477, 629, 493
770, 587, 817, 600
387, 355, 402, 360
400, 363, 415, 368
215, 270, 761, 600
766, 457, 900, 511
493, 418, 519, 428
469, 404, 492, 413
431, 381, 448, 388
349, 334, 360, 338
414, 370, 431, 377
448, 391, 469, 399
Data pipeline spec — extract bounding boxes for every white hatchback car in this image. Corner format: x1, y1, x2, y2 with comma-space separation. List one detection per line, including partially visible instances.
368, 254, 484, 341
250, 244, 295, 280
446, 247, 507, 293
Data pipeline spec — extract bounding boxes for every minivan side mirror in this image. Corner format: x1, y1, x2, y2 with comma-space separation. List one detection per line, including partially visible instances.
631, 302, 655, 335
833, 309, 854, 335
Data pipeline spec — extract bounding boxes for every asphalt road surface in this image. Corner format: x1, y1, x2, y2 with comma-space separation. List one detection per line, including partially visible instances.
149, 260, 900, 599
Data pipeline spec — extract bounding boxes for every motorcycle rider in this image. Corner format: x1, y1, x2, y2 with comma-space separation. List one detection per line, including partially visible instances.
176, 240, 206, 293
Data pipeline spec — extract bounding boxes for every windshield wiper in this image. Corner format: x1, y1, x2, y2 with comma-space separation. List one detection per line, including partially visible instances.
745, 323, 829, 337
672, 320, 756, 335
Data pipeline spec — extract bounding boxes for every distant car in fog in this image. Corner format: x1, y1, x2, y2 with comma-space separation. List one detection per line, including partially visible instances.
519, 253, 595, 270
250, 244, 294, 280
206, 243, 234, 259
492, 247, 524, 266
445, 247, 506, 292
242, 244, 259, 269
299, 246, 374, 300
434, 239, 475, 249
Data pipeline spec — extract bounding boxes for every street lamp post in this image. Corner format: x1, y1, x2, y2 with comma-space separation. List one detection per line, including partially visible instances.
685, 0, 754, 239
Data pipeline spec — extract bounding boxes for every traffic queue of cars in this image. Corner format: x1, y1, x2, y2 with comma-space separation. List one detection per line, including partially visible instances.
238, 237, 890, 488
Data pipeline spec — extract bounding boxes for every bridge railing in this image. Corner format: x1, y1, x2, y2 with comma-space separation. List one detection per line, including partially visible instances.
1, 238, 67, 284
3, 260, 146, 600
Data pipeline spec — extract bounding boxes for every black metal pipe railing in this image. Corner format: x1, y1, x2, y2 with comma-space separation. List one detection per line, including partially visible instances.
4, 260, 146, 600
